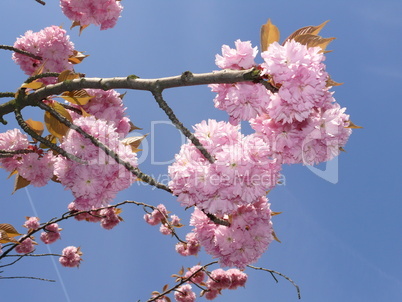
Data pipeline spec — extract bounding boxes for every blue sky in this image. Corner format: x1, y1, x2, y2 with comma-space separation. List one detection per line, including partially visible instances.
1, 1, 402, 301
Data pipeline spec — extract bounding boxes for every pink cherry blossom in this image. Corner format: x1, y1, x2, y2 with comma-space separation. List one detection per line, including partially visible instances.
69, 89, 131, 138
174, 284, 196, 302
251, 102, 352, 165
0, 129, 30, 172
260, 40, 331, 123
23, 217, 40, 230
226, 269, 247, 289
215, 39, 257, 70
144, 204, 169, 226
54, 116, 137, 210
60, 0, 123, 30
169, 120, 281, 215
100, 207, 121, 230
15, 237, 35, 254
207, 269, 232, 290
210, 82, 272, 125
12, 26, 74, 84
59, 246, 83, 267
40, 223, 61, 244
17, 151, 56, 187
190, 196, 274, 269
175, 232, 200, 257
184, 265, 205, 284
204, 288, 219, 300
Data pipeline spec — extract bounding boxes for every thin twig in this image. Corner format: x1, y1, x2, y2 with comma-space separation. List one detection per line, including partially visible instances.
36, 100, 172, 193
14, 107, 86, 164
0, 149, 36, 158
247, 265, 301, 299
35, 0, 46, 5
0, 255, 25, 268
25, 72, 60, 83
0, 92, 15, 98
0, 45, 42, 60
0, 276, 55, 282
151, 90, 215, 164
148, 261, 218, 302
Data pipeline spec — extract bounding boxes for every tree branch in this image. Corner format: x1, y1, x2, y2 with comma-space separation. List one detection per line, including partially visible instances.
247, 265, 301, 299
36, 100, 172, 193
148, 261, 218, 302
0, 45, 42, 60
14, 107, 86, 164
0, 68, 264, 124
151, 89, 215, 164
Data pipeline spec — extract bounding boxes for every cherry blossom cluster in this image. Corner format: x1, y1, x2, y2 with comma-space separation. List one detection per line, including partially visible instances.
209, 40, 269, 125
144, 204, 182, 235
59, 246, 82, 267
70, 89, 131, 138
60, 0, 123, 30
203, 268, 247, 300
15, 237, 36, 254
251, 102, 351, 165
168, 119, 281, 215
211, 39, 352, 165
40, 223, 62, 244
175, 232, 201, 257
190, 196, 273, 269
172, 266, 247, 301
12, 26, 75, 84
70, 204, 122, 230
54, 115, 137, 210
0, 129, 56, 187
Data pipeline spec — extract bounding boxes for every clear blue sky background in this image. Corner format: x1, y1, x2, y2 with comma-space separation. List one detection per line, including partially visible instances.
1, 1, 401, 301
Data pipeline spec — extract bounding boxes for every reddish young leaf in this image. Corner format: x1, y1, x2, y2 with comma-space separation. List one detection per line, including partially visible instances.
13, 174, 31, 194
260, 19, 280, 52
44, 102, 73, 139
25, 119, 44, 137
283, 20, 329, 43
293, 34, 335, 52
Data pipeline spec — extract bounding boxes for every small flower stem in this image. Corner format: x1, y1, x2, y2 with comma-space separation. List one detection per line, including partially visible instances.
247, 265, 301, 299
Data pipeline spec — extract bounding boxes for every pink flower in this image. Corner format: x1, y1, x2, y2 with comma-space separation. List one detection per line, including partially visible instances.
260, 40, 331, 124
190, 197, 274, 269
174, 284, 196, 302
169, 120, 281, 215
15, 237, 35, 254
215, 39, 258, 70
40, 223, 61, 244
23, 217, 40, 230
54, 116, 138, 210
60, 0, 123, 30
13, 26, 74, 84
210, 82, 271, 125
175, 232, 200, 257
69, 89, 131, 138
226, 269, 247, 289
0, 129, 30, 172
251, 102, 351, 165
59, 246, 83, 267
17, 151, 56, 187
184, 265, 205, 284
207, 269, 231, 290
144, 204, 168, 226
100, 207, 121, 230
204, 288, 219, 300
